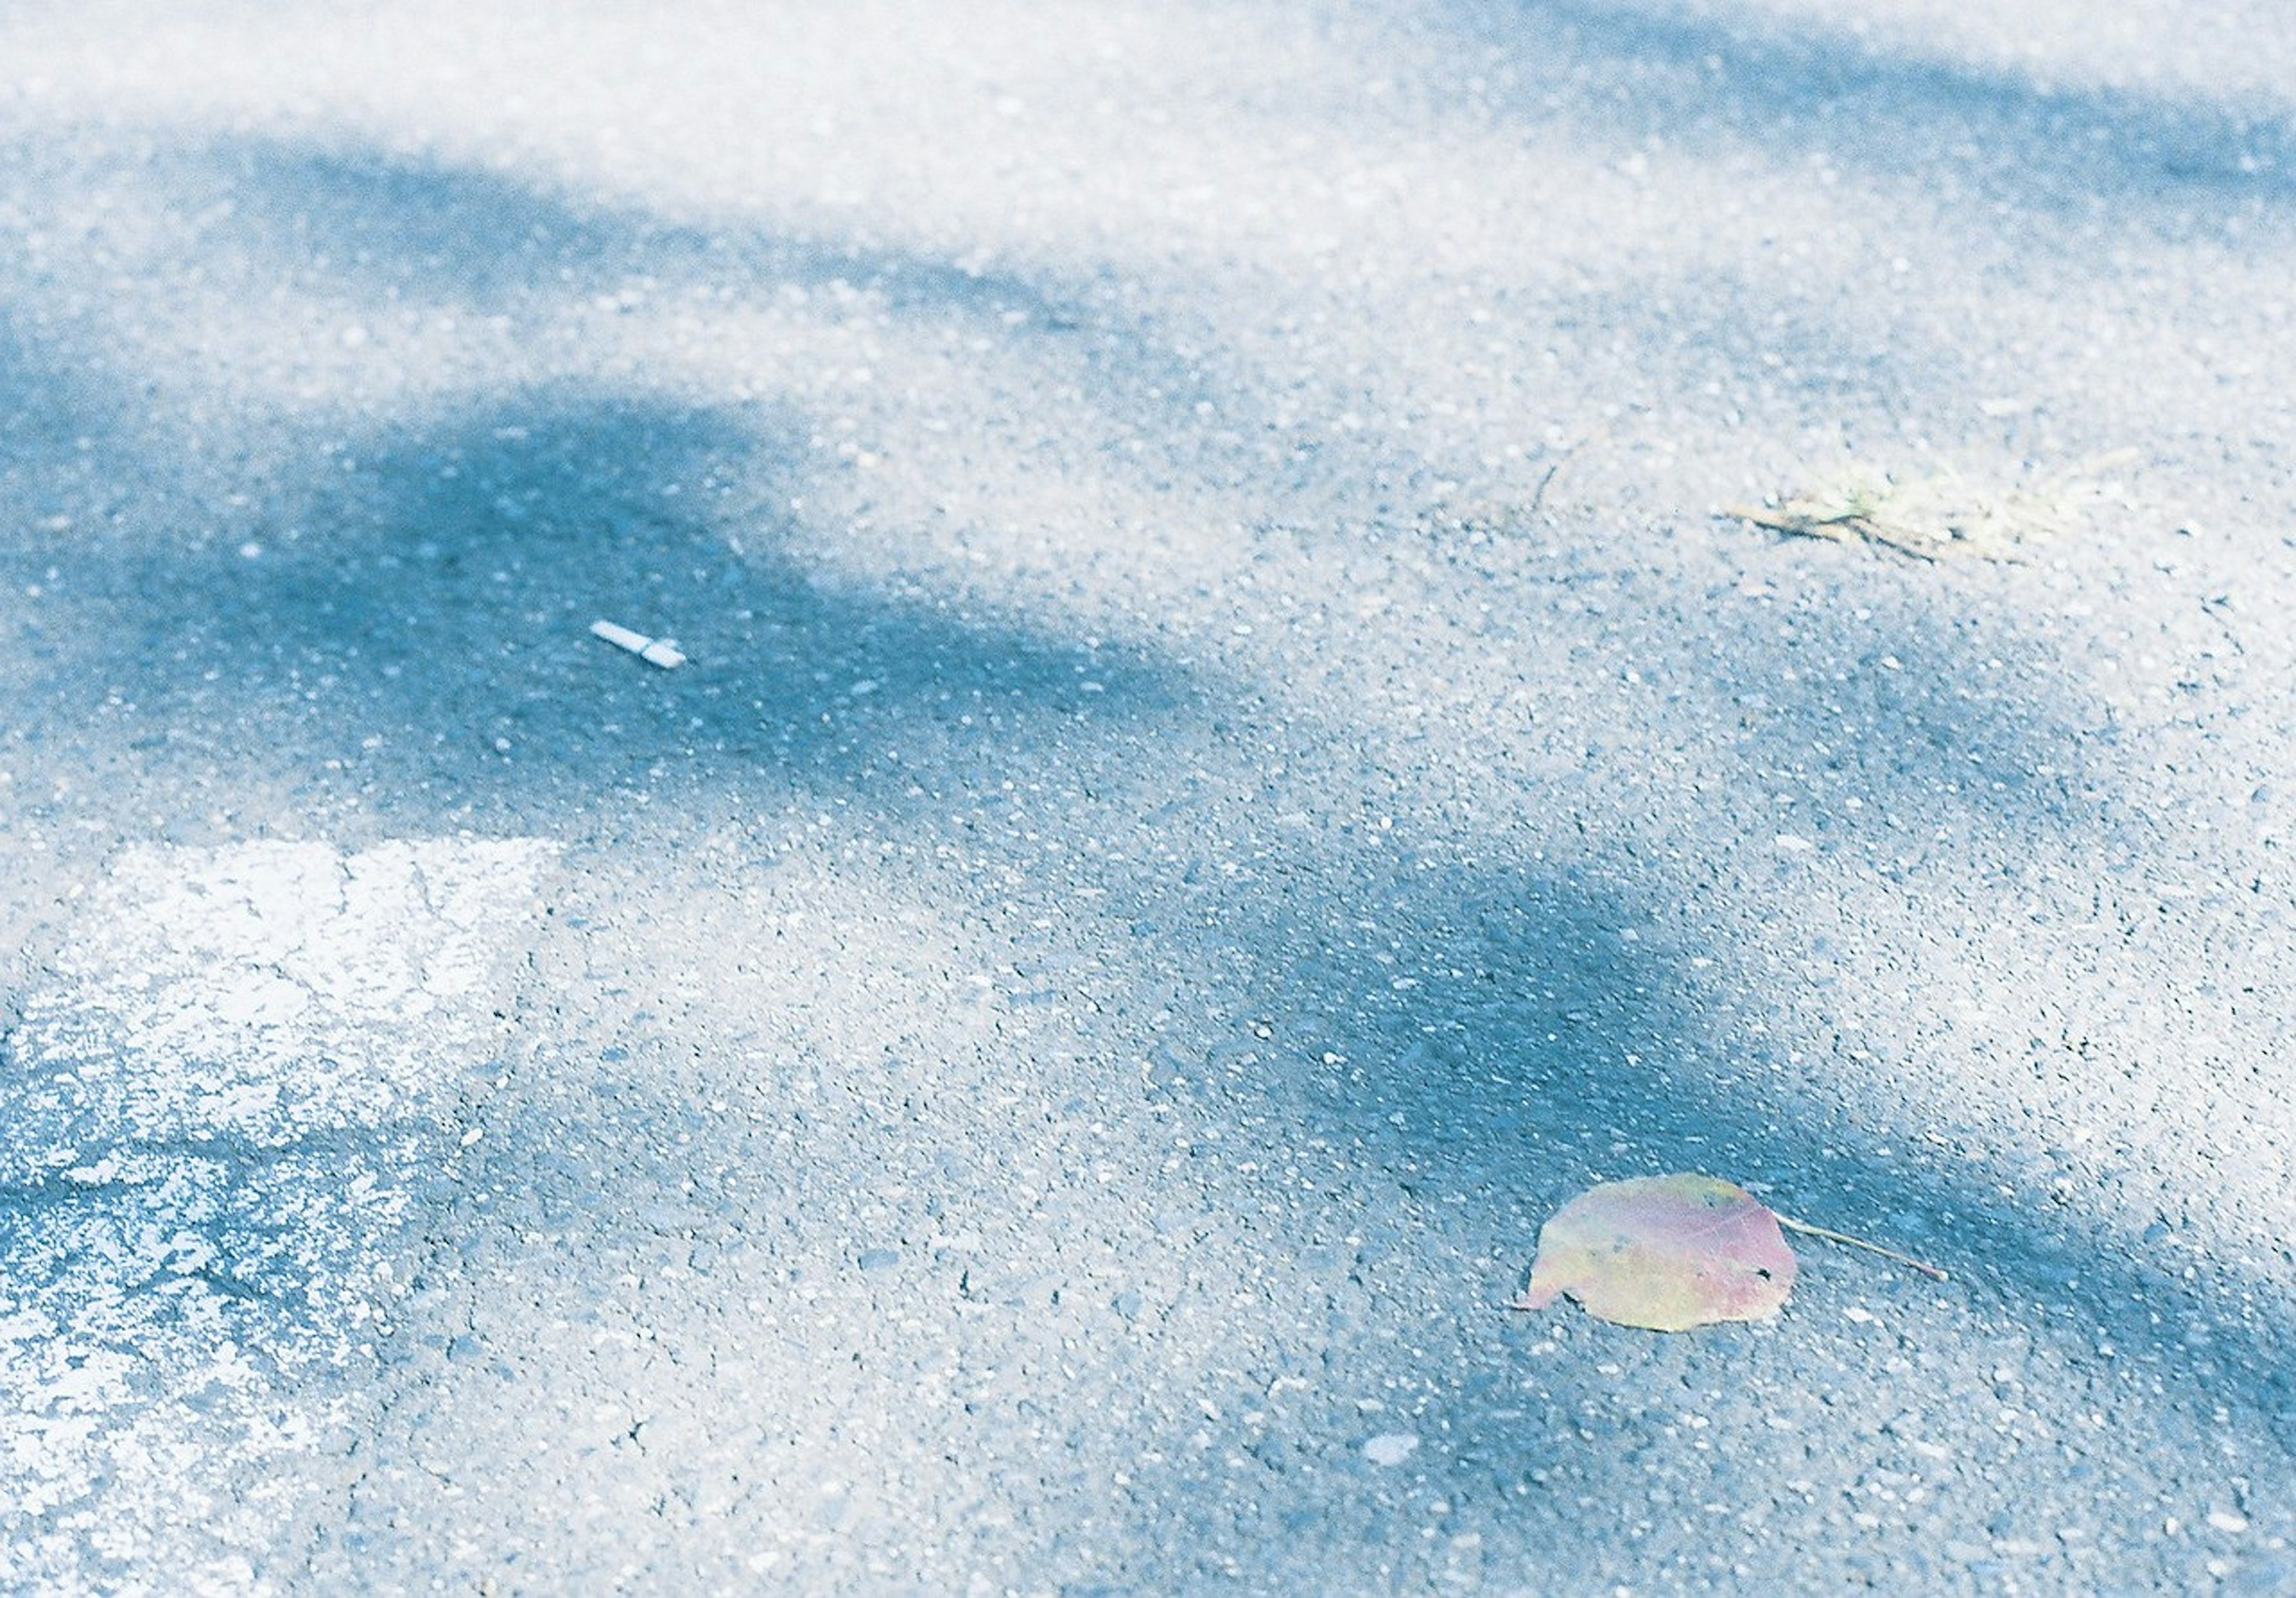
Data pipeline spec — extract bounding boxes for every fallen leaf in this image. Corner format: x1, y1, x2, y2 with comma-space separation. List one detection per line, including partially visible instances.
1513, 1173, 1797, 1331
1724, 451, 2138, 562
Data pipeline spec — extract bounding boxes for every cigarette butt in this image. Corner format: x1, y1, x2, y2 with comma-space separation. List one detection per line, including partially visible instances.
590, 618, 685, 670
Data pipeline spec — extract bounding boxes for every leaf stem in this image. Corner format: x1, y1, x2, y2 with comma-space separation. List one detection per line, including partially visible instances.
1774, 1213, 1948, 1281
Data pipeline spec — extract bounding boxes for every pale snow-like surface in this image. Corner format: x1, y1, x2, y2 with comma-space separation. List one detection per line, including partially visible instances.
0, 839, 555, 1593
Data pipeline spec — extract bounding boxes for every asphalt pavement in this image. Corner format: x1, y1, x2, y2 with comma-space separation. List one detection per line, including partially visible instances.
2, 2, 2294, 1592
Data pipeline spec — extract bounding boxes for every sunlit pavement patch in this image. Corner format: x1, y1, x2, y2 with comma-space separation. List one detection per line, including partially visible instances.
0, 838, 556, 1593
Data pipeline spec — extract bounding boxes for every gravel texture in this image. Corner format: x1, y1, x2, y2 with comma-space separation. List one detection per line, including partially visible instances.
2, 1, 2293, 1593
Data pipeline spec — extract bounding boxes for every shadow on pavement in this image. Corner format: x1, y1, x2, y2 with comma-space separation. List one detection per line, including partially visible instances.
1448, 0, 2296, 221
0, 119, 2287, 1589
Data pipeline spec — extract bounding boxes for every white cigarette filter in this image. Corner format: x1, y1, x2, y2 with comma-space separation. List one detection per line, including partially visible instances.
590, 618, 686, 669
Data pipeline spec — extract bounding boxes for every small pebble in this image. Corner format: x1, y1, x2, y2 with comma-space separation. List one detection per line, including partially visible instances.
1363, 1433, 1418, 1467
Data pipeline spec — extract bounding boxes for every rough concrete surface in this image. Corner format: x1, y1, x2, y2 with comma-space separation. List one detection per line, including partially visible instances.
1, 1, 2292, 1593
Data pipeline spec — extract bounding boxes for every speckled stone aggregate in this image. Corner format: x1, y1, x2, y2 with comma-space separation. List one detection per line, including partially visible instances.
1, 2, 2293, 1592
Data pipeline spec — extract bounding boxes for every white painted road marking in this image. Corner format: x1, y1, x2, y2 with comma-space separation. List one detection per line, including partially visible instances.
0, 838, 557, 1594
